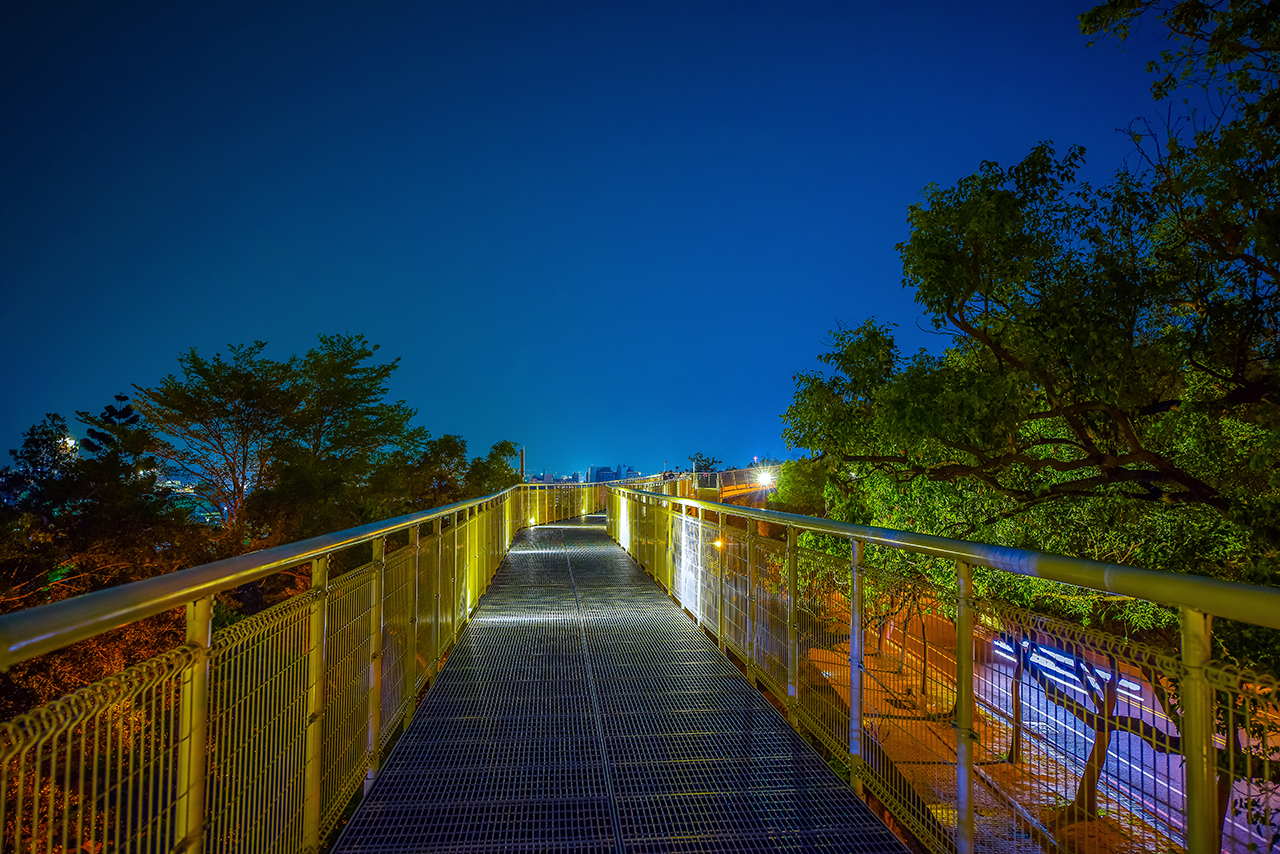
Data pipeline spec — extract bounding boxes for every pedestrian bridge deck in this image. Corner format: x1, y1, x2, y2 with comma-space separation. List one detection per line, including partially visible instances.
330, 516, 908, 853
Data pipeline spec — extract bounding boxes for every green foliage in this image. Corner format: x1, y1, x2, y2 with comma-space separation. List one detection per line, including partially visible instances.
767, 458, 828, 517
688, 452, 722, 472
131, 341, 295, 547
781, 1, 1280, 659
0, 398, 206, 716
0, 336, 522, 716
0, 399, 207, 611
242, 334, 427, 545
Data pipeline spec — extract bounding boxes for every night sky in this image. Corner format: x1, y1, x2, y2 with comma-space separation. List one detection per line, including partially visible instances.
2, 1, 1168, 478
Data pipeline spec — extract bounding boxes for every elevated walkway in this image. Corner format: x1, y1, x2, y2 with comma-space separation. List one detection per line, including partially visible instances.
331, 516, 907, 853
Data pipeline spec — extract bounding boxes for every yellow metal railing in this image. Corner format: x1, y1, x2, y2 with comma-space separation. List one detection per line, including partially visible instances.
7, 469, 1277, 854
609, 486, 1280, 854
0, 482, 612, 854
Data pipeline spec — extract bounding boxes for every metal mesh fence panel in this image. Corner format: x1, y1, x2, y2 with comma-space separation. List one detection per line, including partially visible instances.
699, 518, 721, 642
674, 513, 701, 622
319, 564, 375, 839
204, 593, 312, 854
1208, 663, 1280, 854
857, 552, 960, 854
795, 542, 852, 761
752, 537, 789, 701
0, 645, 192, 854
416, 531, 440, 692
721, 525, 750, 660
438, 526, 456, 655
379, 545, 415, 745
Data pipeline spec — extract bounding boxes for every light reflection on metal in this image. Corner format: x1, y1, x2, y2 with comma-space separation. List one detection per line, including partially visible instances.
0, 479, 677, 854
607, 483, 1280, 854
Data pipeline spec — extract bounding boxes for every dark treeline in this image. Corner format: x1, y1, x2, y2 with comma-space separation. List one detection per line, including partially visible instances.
0, 333, 521, 716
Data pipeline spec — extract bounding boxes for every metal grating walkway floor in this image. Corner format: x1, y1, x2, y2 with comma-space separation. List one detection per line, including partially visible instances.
331, 516, 909, 853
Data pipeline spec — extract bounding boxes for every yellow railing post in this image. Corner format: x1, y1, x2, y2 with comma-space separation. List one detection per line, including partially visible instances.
786, 524, 799, 724
747, 529, 757, 685
406, 525, 420, 718
693, 506, 703, 624
433, 521, 443, 663
1181, 607, 1217, 854
955, 560, 976, 854
176, 595, 212, 854
302, 555, 329, 851
452, 514, 462, 633
716, 516, 725, 652
849, 539, 864, 795
364, 537, 385, 796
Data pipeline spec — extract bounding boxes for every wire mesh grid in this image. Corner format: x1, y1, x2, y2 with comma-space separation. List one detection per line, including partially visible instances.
0, 645, 192, 854
331, 522, 907, 854
319, 562, 376, 839
1207, 662, 1280, 854
675, 512, 703, 623
795, 543, 853, 762
415, 531, 440, 693
752, 537, 790, 701
378, 545, 416, 744
699, 518, 722, 642
854, 552, 962, 854
721, 525, 751, 660
203, 591, 313, 854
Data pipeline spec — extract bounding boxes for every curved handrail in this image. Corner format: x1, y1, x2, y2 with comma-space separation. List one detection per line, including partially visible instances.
0, 486, 510, 671
617, 486, 1280, 631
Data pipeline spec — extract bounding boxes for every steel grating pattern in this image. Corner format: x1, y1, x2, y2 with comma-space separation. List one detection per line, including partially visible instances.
331, 516, 909, 854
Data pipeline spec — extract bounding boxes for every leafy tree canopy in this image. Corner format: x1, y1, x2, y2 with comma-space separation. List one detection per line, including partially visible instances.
782, 1, 1280, 610
688, 452, 723, 472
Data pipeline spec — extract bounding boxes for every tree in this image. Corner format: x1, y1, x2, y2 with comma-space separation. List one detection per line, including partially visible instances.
135, 335, 427, 551
246, 334, 427, 545
781, 3, 1280, 847
687, 452, 723, 472
132, 342, 296, 548
401, 434, 471, 509
0, 398, 206, 716
784, 141, 1278, 549
767, 458, 828, 517
462, 440, 523, 498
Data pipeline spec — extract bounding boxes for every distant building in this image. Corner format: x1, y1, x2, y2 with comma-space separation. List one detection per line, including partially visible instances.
587, 464, 639, 483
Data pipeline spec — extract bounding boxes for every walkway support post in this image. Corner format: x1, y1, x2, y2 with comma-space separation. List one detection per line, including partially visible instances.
176, 595, 212, 854
406, 525, 420, 718
364, 537, 386, 796
1180, 607, 1217, 854
433, 521, 442, 665
693, 507, 703, 624
955, 560, 976, 854
849, 539, 864, 795
302, 556, 329, 851
786, 524, 799, 724
716, 516, 725, 652
747, 530, 757, 685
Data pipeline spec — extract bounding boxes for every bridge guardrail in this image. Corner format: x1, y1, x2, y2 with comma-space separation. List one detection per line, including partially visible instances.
0, 481, 631, 854
609, 486, 1280, 854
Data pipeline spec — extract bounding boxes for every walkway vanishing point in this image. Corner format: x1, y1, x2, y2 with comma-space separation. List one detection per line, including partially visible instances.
330, 516, 908, 853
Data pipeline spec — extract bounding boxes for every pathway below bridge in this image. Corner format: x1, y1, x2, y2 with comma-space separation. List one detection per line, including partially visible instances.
331, 516, 908, 853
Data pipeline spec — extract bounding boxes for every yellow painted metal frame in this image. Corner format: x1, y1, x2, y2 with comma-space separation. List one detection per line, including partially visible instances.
0, 482, 621, 854
609, 485, 1280, 854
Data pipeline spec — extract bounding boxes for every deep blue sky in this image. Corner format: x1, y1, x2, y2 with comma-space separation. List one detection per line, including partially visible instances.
2, 1, 1168, 477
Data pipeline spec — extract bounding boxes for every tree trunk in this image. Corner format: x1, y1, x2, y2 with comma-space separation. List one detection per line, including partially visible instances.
1060, 665, 1119, 826
918, 603, 929, 697
1008, 653, 1023, 765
